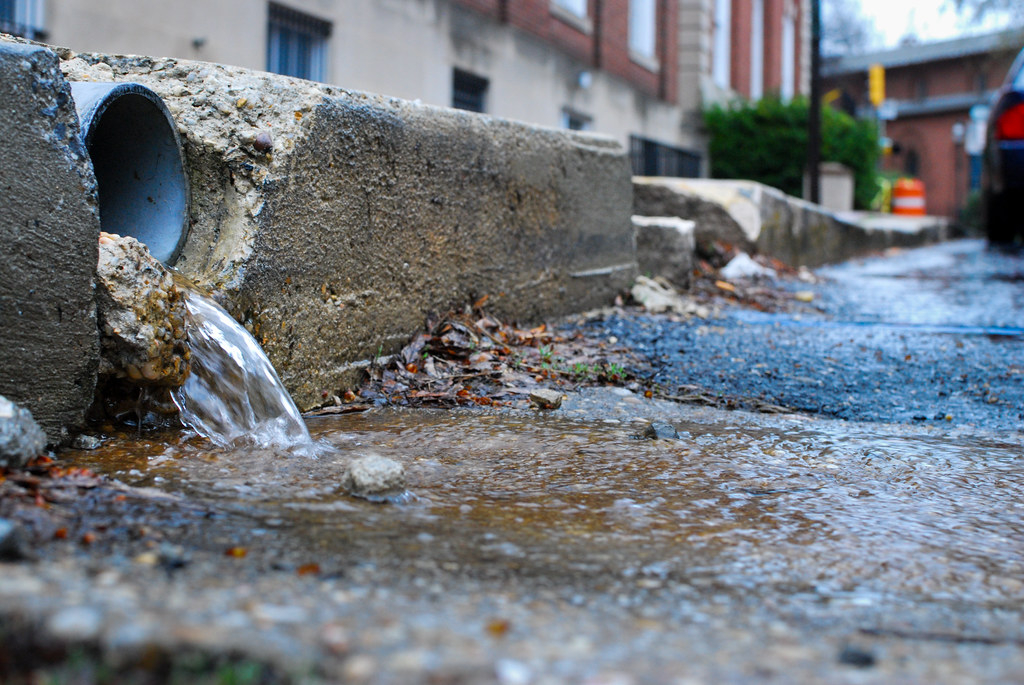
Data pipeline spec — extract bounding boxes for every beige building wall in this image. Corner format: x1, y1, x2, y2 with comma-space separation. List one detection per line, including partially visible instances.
47, 0, 266, 68
43, 0, 704, 158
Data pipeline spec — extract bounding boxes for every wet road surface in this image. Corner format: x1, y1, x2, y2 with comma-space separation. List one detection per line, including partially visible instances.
590, 240, 1024, 429
4, 239, 1024, 683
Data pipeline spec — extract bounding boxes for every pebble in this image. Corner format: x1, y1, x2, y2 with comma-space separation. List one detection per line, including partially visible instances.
496, 658, 532, 685
47, 606, 103, 641
342, 454, 407, 499
529, 389, 564, 410
253, 130, 274, 152
343, 654, 378, 682
838, 644, 876, 668
642, 422, 679, 440
72, 434, 104, 450
158, 543, 191, 570
0, 395, 47, 468
0, 518, 29, 561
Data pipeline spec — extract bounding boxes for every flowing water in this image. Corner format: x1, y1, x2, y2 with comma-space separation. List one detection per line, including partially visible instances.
169, 290, 317, 455
77, 399, 1024, 617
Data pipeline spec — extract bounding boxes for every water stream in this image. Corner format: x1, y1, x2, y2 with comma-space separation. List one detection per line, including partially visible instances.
169, 290, 317, 455
77, 402, 1024, 613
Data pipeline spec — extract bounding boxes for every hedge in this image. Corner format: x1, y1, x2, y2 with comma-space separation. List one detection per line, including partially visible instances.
703, 96, 880, 209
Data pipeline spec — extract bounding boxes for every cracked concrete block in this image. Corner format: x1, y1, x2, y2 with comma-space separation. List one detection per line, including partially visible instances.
63, 53, 635, 410
632, 216, 696, 289
0, 38, 100, 444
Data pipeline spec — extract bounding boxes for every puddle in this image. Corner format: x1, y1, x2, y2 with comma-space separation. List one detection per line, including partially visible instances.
75, 409, 1024, 610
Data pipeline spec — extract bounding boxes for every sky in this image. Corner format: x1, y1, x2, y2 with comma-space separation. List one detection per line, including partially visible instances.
855, 0, 1013, 48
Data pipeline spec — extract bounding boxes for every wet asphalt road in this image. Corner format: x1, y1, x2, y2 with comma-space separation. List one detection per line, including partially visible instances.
591, 239, 1024, 431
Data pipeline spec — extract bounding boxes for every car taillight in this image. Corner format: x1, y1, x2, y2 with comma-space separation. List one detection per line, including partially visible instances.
996, 102, 1024, 140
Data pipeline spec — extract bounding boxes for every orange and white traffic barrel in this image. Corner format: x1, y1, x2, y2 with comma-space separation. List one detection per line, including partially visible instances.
891, 178, 926, 216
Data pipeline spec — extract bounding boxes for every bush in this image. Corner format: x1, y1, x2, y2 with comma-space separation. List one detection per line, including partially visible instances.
703, 96, 880, 209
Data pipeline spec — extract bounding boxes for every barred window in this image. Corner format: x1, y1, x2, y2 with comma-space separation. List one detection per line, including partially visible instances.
0, 0, 46, 40
452, 69, 488, 114
630, 136, 701, 178
267, 3, 331, 82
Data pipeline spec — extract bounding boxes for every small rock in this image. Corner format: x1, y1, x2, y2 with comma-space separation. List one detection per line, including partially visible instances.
529, 389, 564, 410
342, 454, 407, 500
495, 659, 532, 685
0, 519, 30, 561
642, 422, 679, 440
158, 542, 191, 570
838, 644, 876, 668
71, 434, 104, 450
253, 130, 273, 152
0, 395, 47, 468
794, 290, 815, 303
47, 606, 103, 642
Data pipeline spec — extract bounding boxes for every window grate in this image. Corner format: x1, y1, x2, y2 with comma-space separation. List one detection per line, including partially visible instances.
0, 0, 46, 40
267, 3, 331, 82
452, 69, 489, 113
630, 136, 701, 177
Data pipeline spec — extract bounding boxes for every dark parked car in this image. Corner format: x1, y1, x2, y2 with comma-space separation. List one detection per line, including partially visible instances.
984, 46, 1024, 243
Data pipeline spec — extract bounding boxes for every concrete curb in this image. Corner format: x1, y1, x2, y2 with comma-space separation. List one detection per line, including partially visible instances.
634, 177, 950, 267
0, 38, 100, 444
59, 52, 636, 411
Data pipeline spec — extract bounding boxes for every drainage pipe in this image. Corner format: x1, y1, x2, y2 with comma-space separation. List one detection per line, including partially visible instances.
70, 82, 189, 265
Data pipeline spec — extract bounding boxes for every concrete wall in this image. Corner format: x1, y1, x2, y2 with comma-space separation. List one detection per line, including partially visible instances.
0, 39, 101, 444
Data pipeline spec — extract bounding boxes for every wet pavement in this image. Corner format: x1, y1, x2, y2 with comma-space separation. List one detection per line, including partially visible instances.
588, 239, 1024, 429
2, 239, 1024, 683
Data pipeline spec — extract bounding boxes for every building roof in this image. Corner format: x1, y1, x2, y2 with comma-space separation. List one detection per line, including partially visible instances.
823, 28, 1024, 76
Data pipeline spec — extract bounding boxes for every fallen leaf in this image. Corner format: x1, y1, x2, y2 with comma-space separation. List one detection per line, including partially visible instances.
486, 618, 511, 637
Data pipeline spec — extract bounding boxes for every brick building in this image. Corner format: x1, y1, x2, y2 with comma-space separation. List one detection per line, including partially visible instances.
823, 30, 1023, 219
4, 0, 808, 179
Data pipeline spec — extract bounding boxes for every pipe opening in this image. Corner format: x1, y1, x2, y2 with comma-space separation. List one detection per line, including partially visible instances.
71, 82, 189, 265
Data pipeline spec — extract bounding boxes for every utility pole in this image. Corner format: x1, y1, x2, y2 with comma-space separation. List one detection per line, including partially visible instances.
807, 0, 821, 205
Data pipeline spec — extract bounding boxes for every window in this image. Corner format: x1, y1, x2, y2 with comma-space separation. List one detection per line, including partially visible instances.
552, 0, 587, 17
904, 148, 920, 177
0, 0, 45, 40
914, 76, 928, 101
267, 3, 331, 82
750, 0, 764, 98
630, 136, 701, 178
452, 69, 488, 113
561, 108, 592, 131
975, 70, 987, 94
780, 0, 796, 101
629, 0, 657, 60
711, 0, 731, 89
